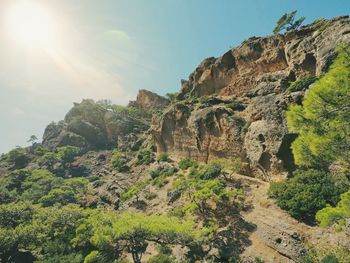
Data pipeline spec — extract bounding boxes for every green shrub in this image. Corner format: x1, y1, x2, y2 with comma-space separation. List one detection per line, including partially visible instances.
136, 148, 154, 165
227, 101, 245, 111
150, 166, 177, 179
111, 150, 130, 172
241, 122, 251, 134
178, 159, 198, 170
120, 180, 150, 202
144, 191, 157, 200
7, 148, 30, 169
157, 152, 170, 162
287, 75, 318, 92
147, 254, 176, 263
316, 190, 350, 230
321, 254, 339, 263
56, 146, 80, 163
189, 164, 222, 180
268, 169, 348, 222
152, 175, 169, 188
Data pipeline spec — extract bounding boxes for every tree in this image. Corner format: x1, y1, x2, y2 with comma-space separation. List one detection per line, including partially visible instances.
0, 202, 87, 263
316, 190, 350, 231
287, 46, 350, 169
186, 179, 242, 215
27, 135, 38, 145
268, 169, 348, 222
273, 10, 305, 34
74, 212, 209, 263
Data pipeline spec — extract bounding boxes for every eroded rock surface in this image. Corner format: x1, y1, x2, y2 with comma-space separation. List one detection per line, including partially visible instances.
128, 89, 170, 111
151, 16, 350, 179
43, 99, 149, 151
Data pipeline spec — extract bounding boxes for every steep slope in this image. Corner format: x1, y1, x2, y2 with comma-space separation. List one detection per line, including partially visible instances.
151, 16, 350, 179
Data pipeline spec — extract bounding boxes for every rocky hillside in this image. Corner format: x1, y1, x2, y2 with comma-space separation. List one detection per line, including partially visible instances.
0, 16, 350, 263
151, 16, 350, 179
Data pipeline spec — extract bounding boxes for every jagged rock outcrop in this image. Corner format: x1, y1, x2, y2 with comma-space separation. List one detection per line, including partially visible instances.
152, 16, 350, 179
43, 99, 149, 151
128, 89, 170, 111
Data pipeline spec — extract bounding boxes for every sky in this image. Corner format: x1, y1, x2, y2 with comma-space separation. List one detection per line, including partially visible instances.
0, 0, 349, 154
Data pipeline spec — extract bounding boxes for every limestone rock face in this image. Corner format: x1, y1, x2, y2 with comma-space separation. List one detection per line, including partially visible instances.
128, 89, 170, 111
151, 16, 350, 179
178, 16, 350, 98
43, 99, 149, 151
152, 103, 245, 163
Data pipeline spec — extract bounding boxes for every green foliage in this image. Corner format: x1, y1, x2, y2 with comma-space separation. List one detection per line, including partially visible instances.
0, 169, 88, 206
56, 146, 81, 163
189, 163, 222, 180
7, 147, 30, 169
0, 202, 87, 263
120, 180, 150, 202
165, 92, 178, 102
321, 254, 339, 263
147, 254, 176, 263
27, 135, 38, 145
287, 46, 350, 168
305, 243, 350, 263
268, 169, 347, 222
178, 159, 198, 170
97, 100, 149, 119
316, 190, 350, 230
287, 75, 318, 92
150, 165, 177, 179
226, 101, 245, 111
111, 150, 130, 172
144, 191, 157, 200
135, 148, 155, 165
157, 152, 170, 162
241, 122, 250, 135
74, 211, 209, 263
273, 10, 305, 34
208, 158, 242, 180
185, 179, 242, 214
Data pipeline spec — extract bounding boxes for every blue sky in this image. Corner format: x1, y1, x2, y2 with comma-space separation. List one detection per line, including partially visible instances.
0, 0, 349, 153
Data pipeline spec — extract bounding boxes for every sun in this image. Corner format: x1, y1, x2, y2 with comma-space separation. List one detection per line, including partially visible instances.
6, 2, 54, 49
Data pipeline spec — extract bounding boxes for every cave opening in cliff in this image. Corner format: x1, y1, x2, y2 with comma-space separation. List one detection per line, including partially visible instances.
276, 134, 298, 174
301, 53, 316, 75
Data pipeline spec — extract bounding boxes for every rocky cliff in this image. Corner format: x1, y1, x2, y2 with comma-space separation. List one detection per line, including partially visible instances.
43, 99, 149, 152
151, 16, 350, 179
128, 89, 170, 111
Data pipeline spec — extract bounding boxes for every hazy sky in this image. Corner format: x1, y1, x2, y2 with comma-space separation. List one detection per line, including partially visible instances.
0, 0, 349, 153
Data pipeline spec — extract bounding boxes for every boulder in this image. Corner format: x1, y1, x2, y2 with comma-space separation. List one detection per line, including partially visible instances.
128, 89, 170, 111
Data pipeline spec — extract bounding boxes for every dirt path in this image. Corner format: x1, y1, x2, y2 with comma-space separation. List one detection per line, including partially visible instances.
234, 173, 349, 263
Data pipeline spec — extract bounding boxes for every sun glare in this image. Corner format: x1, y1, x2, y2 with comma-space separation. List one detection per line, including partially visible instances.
6, 2, 54, 49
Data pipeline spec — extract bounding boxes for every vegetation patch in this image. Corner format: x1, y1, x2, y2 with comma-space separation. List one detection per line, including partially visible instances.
287, 75, 318, 92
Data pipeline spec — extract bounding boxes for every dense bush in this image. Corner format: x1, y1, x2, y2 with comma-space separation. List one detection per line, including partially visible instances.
178, 159, 198, 170
147, 254, 176, 263
189, 163, 222, 180
185, 179, 242, 214
226, 101, 245, 111
316, 190, 350, 231
6, 148, 30, 169
111, 150, 130, 172
135, 148, 154, 165
268, 169, 348, 222
0, 203, 87, 263
157, 152, 170, 162
287, 75, 318, 92
0, 169, 88, 206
